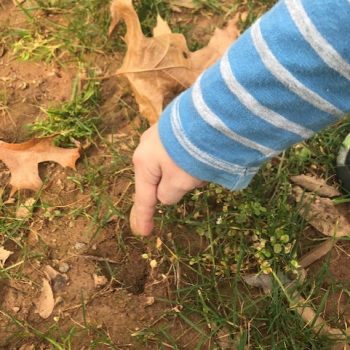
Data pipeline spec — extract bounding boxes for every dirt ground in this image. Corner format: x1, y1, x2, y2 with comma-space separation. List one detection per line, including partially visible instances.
0, 2, 174, 349
1, 1, 350, 349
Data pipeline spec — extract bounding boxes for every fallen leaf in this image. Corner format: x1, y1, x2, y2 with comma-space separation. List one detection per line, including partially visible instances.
0, 136, 80, 196
16, 197, 36, 219
12, 0, 26, 5
36, 278, 54, 319
242, 274, 274, 294
242, 273, 290, 294
293, 186, 350, 237
19, 345, 35, 350
109, 0, 240, 124
0, 246, 13, 268
169, 0, 197, 9
43, 265, 59, 281
290, 175, 341, 198
189, 19, 240, 75
299, 239, 334, 269
27, 230, 39, 246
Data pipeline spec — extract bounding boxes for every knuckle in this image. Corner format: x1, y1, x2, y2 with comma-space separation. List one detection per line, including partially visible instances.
132, 149, 144, 166
171, 179, 193, 192
158, 194, 177, 206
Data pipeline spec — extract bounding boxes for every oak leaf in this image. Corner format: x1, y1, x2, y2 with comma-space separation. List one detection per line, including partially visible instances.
290, 175, 341, 198
0, 246, 13, 268
0, 136, 80, 196
109, 0, 240, 124
293, 186, 350, 237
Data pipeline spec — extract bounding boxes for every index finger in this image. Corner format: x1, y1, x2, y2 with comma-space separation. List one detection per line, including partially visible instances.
131, 165, 160, 236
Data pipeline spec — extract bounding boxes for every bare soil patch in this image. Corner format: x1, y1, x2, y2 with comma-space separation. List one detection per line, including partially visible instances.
0, 3, 177, 349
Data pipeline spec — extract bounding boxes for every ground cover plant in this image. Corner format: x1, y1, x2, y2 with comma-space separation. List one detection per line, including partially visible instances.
0, 0, 350, 349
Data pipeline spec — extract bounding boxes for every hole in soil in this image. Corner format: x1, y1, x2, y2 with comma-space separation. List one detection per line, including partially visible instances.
99, 247, 149, 295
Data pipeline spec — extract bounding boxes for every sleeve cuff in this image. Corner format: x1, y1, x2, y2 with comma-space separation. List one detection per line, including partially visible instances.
158, 99, 257, 191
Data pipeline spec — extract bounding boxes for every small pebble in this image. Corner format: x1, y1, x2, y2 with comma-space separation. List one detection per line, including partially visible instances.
52, 274, 67, 292
58, 262, 69, 273
93, 274, 108, 288
74, 242, 86, 251
12, 306, 20, 313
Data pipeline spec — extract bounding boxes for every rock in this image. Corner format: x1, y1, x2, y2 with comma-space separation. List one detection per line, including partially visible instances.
58, 262, 69, 273
52, 274, 68, 292
74, 242, 87, 251
145, 296, 155, 306
93, 274, 108, 288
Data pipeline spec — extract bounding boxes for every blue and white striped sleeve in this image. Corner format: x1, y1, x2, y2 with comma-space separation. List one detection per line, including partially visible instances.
158, 0, 350, 190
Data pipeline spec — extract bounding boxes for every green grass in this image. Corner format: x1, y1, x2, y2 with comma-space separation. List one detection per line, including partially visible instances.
30, 72, 102, 145
131, 114, 350, 348
1, 309, 123, 350
4, 0, 121, 63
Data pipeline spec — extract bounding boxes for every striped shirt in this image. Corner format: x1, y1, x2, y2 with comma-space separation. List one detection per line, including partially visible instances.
158, 0, 350, 190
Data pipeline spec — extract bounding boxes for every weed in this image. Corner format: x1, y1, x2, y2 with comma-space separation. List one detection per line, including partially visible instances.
30, 73, 101, 145
7, 0, 121, 62
0, 310, 121, 350
140, 114, 350, 347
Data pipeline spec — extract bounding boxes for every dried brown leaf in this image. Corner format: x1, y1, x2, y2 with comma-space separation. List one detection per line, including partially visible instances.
0, 246, 13, 268
293, 186, 350, 237
43, 265, 60, 281
299, 239, 334, 269
36, 278, 54, 319
0, 136, 80, 196
189, 18, 240, 74
19, 345, 35, 350
27, 230, 39, 246
242, 274, 274, 294
169, 0, 197, 9
109, 0, 240, 124
291, 175, 341, 198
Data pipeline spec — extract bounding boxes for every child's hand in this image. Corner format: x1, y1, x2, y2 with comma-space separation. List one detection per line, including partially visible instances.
130, 123, 204, 236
